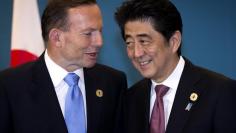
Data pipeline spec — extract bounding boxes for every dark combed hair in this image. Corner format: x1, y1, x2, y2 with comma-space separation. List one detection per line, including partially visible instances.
115, 0, 183, 55
41, 0, 97, 42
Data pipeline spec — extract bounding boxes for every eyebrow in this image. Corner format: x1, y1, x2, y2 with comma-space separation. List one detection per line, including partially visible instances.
125, 33, 151, 39
80, 27, 102, 33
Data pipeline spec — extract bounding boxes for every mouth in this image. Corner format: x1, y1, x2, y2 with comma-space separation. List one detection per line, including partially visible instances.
85, 51, 99, 59
139, 60, 151, 66
138, 58, 152, 66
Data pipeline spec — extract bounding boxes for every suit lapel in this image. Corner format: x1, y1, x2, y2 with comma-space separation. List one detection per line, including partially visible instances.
84, 67, 103, 133
126, 79, 151, 133
31, 55, 68, 133
139, 79, 151, 133
166, 59, 202, 133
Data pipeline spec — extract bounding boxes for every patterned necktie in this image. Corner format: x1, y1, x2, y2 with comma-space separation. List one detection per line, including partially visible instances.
150, 85, 169, 133
64, 73, 86, 133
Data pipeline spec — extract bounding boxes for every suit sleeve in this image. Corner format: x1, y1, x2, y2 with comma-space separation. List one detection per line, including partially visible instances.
0, 80, 13, 133
214, 80, 236, 133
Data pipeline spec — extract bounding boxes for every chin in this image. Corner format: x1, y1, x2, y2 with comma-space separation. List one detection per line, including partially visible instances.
139, 70, 154, 79
84, 62, 96, 68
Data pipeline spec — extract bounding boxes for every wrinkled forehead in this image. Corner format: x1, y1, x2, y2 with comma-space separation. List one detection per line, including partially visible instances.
66, 4, 103, 30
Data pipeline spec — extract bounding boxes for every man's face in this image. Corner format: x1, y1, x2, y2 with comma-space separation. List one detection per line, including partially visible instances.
60, 4, 103, 70
124, 20, 179, 82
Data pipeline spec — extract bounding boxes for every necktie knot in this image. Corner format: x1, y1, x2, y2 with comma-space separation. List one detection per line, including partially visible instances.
64, 73, 79, 87
155, 85, 169, 98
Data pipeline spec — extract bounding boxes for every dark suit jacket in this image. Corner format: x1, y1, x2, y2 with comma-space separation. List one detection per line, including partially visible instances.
123, 59, 236, 133
0, 54, 127, 133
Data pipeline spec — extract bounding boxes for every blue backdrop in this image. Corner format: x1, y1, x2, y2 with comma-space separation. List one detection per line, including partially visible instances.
0, 0, 235, 87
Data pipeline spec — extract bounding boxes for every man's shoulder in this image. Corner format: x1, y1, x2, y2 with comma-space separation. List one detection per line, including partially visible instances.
0, 61, 38, 89
184, 58, 235, 87
0, 61, 35, 79
128, 78, 150, 94
191, 62, 234, 83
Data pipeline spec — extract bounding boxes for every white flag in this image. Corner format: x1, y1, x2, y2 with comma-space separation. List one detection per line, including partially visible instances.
11, 0, 45, 67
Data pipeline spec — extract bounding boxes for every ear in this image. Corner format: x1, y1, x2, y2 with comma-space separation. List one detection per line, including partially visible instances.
48, 28, 64, 47
169, 31, 181, 53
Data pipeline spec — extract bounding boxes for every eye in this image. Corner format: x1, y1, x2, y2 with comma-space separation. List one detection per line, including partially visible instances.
125, 39, 134, 47
81, 32, 92, 36
125, 41, 131, 46
139, 39, 150, 45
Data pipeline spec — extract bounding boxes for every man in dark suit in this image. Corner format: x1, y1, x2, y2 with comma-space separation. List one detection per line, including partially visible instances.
0, 0, 127, 133
115, 0, 236, 133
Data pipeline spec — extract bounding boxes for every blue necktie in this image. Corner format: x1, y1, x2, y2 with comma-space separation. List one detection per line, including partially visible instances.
64, 73, 86, 133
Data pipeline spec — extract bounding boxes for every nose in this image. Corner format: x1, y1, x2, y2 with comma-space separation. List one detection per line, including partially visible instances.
134, 43, 144, 58
93, 31, 103, 47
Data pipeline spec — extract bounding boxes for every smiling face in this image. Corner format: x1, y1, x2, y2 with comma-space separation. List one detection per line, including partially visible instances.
49, 4, 103, 71
124, 20, 180, 82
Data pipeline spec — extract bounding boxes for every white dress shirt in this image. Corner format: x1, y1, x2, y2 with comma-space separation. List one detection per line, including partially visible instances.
44, 50, 87, 128
150, 56, 185, 129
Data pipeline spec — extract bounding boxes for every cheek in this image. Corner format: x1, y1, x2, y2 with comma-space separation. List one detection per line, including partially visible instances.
68, 35, 91, 48
126, 48, 133, 59
146, 45, 162, 58
80, 39, 92, 47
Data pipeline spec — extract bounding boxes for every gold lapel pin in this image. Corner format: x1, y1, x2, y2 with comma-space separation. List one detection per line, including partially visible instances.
185, 92, 198, 111
96, 89, 103, 97
190, 92, 198, 102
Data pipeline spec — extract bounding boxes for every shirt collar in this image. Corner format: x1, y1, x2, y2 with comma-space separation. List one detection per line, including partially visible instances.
151, 56, 185, 91
44, 50, 84, 87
